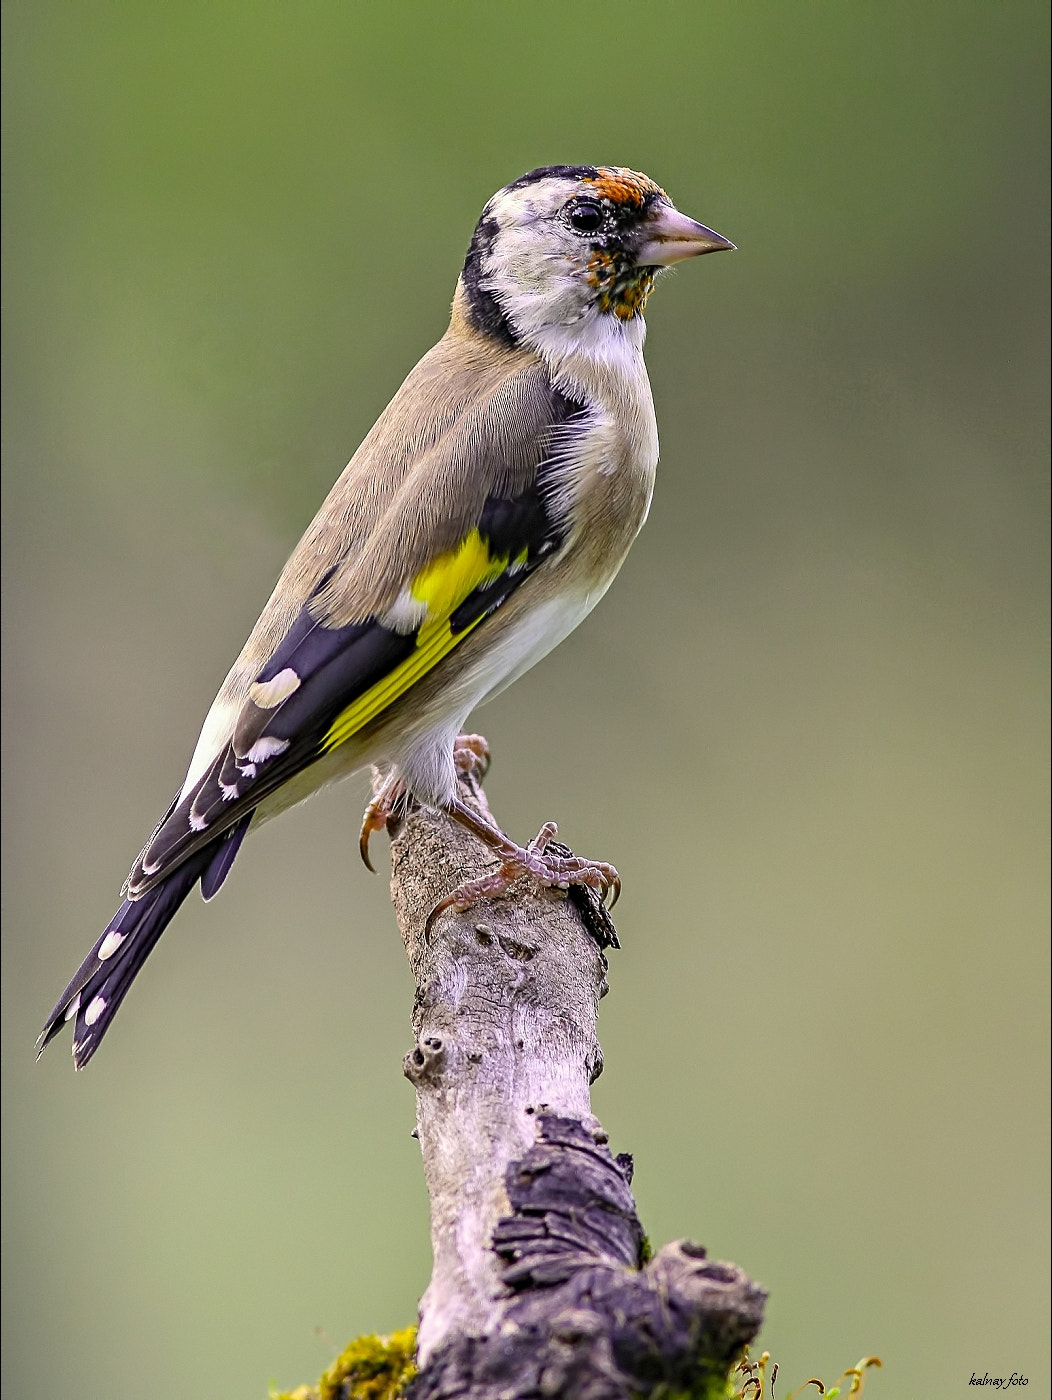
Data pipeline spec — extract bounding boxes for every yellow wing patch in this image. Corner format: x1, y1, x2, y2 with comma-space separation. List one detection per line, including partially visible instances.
321, 529, 515, 753
410, 528, 508, 617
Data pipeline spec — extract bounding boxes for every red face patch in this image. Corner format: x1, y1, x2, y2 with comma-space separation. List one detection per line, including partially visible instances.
584, 167, 667, 209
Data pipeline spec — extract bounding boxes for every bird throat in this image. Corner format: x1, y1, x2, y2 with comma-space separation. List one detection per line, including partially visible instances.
586, 252, 655, 321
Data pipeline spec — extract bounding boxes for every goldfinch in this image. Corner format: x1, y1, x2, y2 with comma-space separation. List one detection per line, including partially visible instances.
38, 164, 733, 1068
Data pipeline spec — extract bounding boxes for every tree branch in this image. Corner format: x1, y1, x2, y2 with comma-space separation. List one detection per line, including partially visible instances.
383, 745, 766, 1399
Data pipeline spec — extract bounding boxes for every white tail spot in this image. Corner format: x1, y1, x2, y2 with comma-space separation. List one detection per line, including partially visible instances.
84, 995, 107, 1027
98, 929, 126, 961
64, 993, 82, 1023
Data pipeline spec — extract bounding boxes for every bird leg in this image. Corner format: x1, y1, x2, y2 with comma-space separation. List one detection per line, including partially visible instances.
359, 733, 494, 871
426, 795, 620, 936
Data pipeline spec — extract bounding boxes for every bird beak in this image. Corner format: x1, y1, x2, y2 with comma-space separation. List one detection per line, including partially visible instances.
634, 203, 736, 267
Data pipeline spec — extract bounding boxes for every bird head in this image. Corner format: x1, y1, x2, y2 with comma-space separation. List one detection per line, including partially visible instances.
459, 165, 734, 358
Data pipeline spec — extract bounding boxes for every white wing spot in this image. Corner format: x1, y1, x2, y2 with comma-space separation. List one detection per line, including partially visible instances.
84, 995, 107, 1027
64, 993, 82, 1023
189, 811, 210, 832
237, 762, 257, 779
249, 669, 301, 708
98, 929, 126, 961
247, 736, 289, 764
219, 781, 239, 801
381, 587, 429, 634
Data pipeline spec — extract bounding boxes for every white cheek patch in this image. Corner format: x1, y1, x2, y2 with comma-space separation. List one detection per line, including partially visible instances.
249, 669, 301, 708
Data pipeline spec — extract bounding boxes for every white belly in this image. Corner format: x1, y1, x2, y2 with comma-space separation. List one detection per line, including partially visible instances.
392, 586, 605, 806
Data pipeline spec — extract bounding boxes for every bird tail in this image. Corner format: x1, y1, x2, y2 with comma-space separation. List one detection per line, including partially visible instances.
38, 817, 250, 1069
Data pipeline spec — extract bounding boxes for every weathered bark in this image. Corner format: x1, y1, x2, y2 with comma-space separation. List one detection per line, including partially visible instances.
385, 749, 765, 1399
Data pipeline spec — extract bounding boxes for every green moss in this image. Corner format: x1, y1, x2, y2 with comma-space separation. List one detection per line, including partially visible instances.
728, 1348, 883, 1399
270, 1327, 417, 1400
270, 1330, 881, 1399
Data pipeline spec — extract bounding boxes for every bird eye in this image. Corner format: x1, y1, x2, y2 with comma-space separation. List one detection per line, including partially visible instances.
567, 199, 604, 234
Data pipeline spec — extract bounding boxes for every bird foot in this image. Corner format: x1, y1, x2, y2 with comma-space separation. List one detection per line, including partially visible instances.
425, 803, 620, 936
451, 732, 491, 784
359, 774, 408, 872
359, 733, 494, 871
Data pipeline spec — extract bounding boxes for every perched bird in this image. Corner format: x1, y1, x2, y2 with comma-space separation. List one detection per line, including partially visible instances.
38, 164, 733, 1068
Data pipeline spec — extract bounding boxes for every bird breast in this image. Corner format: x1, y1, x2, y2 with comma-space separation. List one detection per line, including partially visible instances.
545, 337, 660, 589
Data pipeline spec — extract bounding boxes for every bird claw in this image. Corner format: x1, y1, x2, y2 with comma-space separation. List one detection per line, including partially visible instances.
424, 819, 620, 937
359, 775, 408, 872
364, 747, 620, 935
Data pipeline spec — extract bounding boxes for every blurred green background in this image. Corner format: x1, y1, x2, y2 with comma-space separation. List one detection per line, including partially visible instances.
2, 3, 1048, 1397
